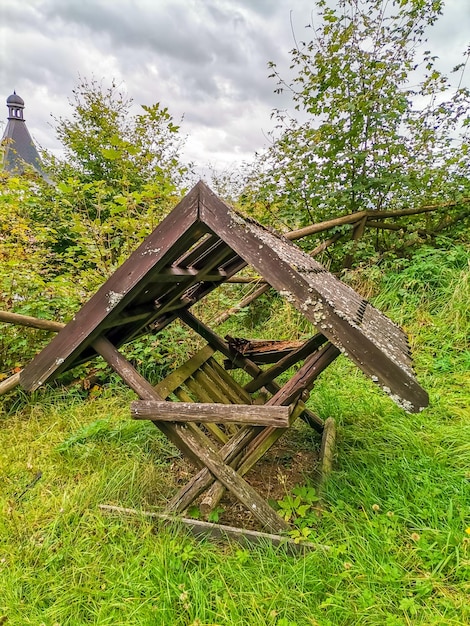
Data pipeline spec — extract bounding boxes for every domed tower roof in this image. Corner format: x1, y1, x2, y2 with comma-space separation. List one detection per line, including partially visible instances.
6, 91, 25, 121
7, 91, 25, 107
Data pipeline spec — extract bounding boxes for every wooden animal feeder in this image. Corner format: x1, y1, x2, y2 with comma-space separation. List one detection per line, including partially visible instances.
20, 182, 428, 534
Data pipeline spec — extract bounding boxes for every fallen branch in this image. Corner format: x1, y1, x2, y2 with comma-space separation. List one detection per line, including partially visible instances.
0, 310, 65, 332
286, 197, 470, 241
0, 372, 21, 396
0, 312, 65, 396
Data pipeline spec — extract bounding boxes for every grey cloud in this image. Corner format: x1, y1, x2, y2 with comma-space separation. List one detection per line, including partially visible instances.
1, 0, 468, 173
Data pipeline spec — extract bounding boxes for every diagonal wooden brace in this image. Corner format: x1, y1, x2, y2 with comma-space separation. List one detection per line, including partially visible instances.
168, 343, 340, 515
91, 335, 289, 533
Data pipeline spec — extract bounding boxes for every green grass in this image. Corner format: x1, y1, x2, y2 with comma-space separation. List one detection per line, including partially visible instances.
1, 243, 469, 625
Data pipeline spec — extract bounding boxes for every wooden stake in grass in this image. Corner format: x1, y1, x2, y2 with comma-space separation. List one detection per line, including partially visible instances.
318, 417, 336, 497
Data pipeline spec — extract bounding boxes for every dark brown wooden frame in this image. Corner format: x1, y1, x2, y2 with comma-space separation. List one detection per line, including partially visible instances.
19, 182, 428, 533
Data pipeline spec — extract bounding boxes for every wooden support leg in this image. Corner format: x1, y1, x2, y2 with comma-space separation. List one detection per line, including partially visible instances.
93, 336, 288, 533
92, 336, 203, 468
169, 344, 340, 516
179, 310, 324, 432
167, 426, 260, 512
176, 424, 289, 533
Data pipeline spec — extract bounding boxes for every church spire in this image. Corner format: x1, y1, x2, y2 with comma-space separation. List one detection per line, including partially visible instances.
1, 91, 48, 180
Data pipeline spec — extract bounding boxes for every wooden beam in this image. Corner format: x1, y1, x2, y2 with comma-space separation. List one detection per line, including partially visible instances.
91, 336, 203, 468
0, 310, 65, 332
179, 310, 324, 432
131, 401, 292, 427
98, 504, 329, 553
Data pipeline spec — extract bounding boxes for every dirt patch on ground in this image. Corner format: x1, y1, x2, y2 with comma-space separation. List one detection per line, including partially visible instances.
168, 423, 321, 531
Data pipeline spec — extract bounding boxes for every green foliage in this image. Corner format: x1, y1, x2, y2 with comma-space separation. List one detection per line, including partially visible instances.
243, 0, 470, 234
40, 78, 191, 275
0, 78, 192, 374
276, 484, 319, 523
1, 244, 469, 624
49, 77, 188, 191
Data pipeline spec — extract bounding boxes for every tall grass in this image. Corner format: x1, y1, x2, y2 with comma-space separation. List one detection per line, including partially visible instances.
1, 243, 469, 625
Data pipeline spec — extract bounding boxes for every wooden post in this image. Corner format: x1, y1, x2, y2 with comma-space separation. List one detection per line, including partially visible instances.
318, 417, 336, 497
0, 372, 21, 396
0, 311, 64, 396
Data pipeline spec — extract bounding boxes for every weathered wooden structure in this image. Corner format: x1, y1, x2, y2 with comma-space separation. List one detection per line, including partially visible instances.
20, 182, 428, 533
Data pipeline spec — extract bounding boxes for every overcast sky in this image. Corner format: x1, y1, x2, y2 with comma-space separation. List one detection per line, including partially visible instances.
1, 0, 469, 173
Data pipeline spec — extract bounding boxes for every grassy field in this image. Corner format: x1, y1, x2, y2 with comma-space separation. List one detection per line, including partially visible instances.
1, 243, 469, 625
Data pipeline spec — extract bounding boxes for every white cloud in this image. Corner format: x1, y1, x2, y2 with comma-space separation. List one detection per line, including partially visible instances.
0, 0, 468, 171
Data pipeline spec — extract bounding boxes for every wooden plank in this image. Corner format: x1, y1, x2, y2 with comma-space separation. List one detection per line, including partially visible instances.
155, 345, 215, 399
158, 267, 227, 281
200, 401, 303, 515
98, 505, 329, 554
185, 376, 217, 405
131, 401, 292, 427
227, 337, 304, 356
244, 333, 328, 393
20, 185, 205, 392
193, 369, 230, 404
319, 417, 336, 484
205, 358, 252, 403
267, 344, 340, 407
173, 388, 229, 444
201, 360, 251, 404
174, 233, 220, 267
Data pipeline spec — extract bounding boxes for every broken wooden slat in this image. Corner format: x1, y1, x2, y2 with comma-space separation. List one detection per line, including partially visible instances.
154, 345, 215, 399
131, 400, 292, 427
98, 504, 329, 554
244, 333, 328, 393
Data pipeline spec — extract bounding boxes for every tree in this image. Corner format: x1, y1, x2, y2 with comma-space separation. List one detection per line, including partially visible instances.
243, 0, 470, 233
41, 78, 191, 275
50, 77, 188, 190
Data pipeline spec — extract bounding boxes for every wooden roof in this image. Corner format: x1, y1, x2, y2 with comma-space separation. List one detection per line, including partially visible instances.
20, 181, 428, 412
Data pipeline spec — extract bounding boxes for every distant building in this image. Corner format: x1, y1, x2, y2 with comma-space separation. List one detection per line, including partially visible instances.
1, 91, 47, 179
